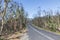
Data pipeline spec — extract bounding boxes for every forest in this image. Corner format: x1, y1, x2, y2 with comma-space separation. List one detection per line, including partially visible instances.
0, 0, 27, 37
32, 8, 60, 32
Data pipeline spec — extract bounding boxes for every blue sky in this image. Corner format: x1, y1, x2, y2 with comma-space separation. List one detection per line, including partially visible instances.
14, 0, 60, 18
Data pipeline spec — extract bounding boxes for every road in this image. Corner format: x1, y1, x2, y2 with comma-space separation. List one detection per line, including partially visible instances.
27, 24, 60, 40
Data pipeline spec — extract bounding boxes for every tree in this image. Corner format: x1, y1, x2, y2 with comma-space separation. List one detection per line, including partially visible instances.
0, 0, 12, 35
37, 7, 41, 27
56, 10, 60, 31
0, 0, 27, 35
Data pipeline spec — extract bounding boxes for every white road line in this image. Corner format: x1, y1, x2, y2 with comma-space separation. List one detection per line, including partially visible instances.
29, 25, 55, 40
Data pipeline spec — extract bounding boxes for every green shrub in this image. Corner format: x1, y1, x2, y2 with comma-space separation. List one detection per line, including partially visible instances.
50, 26, 56, 32
50, 23, 56, 32
22, 23, 26, 29
0, 38, 3, 40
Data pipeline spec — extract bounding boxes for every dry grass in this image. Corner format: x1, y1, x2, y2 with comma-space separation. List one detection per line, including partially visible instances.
32, 24, 60, 35
1, 29, 28, 40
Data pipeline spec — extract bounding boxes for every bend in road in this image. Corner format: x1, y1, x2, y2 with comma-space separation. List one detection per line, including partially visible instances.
27, 24, 60, 40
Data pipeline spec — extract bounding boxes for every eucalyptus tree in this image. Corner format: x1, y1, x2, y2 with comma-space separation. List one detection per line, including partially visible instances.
56, 10, 60, 30
0, 0, 12, 35
0, 0, 2, 35
0, 0, 27, 35
37, 7, 42, 27
43, 10, 48, 28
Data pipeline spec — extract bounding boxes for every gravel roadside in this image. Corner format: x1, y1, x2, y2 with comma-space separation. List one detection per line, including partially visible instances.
20, 33, 29, 40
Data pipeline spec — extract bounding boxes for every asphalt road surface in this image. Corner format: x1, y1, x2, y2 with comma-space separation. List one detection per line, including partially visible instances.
27, 24, 60, 40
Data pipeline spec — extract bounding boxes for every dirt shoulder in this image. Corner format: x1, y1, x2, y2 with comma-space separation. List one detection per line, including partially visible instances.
1, 29, 28, 40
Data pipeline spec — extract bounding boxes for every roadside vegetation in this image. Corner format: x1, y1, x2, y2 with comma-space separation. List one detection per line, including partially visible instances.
0, 0, 28, 39
32, 7, 60, 33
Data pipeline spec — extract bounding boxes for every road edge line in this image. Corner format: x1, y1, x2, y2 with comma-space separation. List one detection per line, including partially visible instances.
29, 25, 54, 40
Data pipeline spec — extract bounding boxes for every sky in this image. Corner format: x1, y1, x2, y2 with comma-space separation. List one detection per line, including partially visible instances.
14, 0, 60, 18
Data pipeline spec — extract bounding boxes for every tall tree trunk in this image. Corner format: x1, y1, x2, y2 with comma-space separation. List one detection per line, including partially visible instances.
0, 1, 7, 35
14, 20, 17, 32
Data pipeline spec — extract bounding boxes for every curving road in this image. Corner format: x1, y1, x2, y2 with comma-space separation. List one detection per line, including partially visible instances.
27, 24, 60, 40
